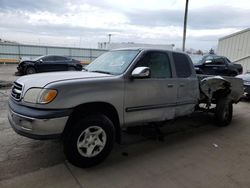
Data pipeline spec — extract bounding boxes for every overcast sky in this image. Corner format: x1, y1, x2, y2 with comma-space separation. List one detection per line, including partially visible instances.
0, 0, 249, 50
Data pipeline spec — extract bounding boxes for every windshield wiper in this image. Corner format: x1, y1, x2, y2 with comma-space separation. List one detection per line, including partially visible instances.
91, 70, 112, 75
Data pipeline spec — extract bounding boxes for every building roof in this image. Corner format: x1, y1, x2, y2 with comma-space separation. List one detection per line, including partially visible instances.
219, 28, 250, 41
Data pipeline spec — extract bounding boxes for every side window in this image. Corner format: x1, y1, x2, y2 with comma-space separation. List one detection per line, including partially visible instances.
42, 56, 54, 61
205, 56, 214, 61
55, 56, 67, 61
213, 57, 225, 65
203, 56, 214, 64
136, 52, 172, 78
173, 52, 192, 78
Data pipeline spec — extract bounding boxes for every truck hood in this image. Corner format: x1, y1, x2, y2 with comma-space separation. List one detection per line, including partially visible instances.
16, 71, 113, 90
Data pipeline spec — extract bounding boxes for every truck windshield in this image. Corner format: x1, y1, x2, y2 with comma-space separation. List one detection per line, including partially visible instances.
86, 50, 140, 75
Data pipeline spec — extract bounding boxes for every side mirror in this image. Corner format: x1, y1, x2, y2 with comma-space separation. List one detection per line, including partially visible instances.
131, 67, 150, 78
39, 59, 43, 63
205, 60, 212, 64
194, 67, 203, 74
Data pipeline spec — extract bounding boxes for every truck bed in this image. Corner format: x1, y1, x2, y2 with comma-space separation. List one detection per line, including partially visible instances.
198, 75, 244, 103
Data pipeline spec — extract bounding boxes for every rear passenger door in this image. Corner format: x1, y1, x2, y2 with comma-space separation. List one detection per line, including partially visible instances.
54, 56, 68, 71
172, 52, 199, 117
124, 51, 178, 125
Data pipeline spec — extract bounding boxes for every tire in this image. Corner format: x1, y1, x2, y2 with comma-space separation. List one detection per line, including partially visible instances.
68, 67, 76, 71
63, 114, 115, 168
214, 97, 233, 126
25, 67, 36, 75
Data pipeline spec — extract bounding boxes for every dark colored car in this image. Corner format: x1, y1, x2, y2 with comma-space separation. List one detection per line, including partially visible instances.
194, 55, 242, 76
17, 55, 82, 75
236, 73, 250, 99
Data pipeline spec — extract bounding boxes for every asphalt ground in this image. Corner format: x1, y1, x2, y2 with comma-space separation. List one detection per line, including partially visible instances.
1, 65, 250, 187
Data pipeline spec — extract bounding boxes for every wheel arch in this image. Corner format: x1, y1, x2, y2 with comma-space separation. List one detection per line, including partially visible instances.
212, 88, 231, 103
63, 102, 121, 143
24, 62, 37, 72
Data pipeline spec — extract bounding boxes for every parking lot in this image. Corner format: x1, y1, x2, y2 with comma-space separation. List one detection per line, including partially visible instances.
1, 64, 250, 187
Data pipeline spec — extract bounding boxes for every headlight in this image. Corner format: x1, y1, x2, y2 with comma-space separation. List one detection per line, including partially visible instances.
244, 81, 250, 85
24, 88, 57, 104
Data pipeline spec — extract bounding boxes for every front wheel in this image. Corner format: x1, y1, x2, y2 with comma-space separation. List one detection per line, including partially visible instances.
63, 114, 115, 168
214, 97, 233, 126
25, 67, 36, 74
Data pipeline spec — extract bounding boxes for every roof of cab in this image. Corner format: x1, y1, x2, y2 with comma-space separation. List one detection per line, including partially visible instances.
111, 47, 187, 55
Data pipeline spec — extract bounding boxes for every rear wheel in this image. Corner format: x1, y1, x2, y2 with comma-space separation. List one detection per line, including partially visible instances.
63, 114, 115, 168
25, 67, 36, 75
214, 97, 233, 126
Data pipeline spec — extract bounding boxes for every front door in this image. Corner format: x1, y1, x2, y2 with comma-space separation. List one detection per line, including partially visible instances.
37, 56, 56, 72
202, 56, 216, 75
212, 56, 228, 76
124, 51, 178, 126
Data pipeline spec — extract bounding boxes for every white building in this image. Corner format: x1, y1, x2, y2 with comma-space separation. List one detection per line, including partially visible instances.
217, 28, 250, 73
98, 42, 174, 51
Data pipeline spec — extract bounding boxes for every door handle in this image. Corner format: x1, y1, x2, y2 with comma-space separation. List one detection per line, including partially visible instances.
168, 84, 174, 88
180, 83, 184, 87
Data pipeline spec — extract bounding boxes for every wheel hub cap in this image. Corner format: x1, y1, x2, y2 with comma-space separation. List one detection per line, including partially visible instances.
77, 126, 107, 157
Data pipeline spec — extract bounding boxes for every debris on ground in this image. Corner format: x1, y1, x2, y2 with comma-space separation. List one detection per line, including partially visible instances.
212, 143, 219, 148
0, 81, 12, 89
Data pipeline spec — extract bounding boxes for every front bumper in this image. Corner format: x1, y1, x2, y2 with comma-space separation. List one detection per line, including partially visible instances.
8, 100, 72, 140
244, 84, 250, 97
17, 65, 25, 74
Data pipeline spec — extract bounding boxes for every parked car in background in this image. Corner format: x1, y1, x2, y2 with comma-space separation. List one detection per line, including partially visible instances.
236, 73, 250, 99
194, 55, 242, 76
17, 55, 82, 75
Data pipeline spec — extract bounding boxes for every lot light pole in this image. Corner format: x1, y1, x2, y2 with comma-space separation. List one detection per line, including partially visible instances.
108, 34, 112, 43
182, 0, 189, 52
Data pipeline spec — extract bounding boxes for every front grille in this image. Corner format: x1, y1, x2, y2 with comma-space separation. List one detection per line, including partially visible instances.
11, 82, 23, 101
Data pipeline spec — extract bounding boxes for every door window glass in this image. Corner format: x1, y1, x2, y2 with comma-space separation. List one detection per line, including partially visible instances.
42, 56, 54, 61
213, 57, 225, 65
136, 52, 172, 78
55, 56, 67, 61
173, 52, 192, 78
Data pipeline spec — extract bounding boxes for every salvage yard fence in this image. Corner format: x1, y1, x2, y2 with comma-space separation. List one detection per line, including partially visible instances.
0, 43, 107, 64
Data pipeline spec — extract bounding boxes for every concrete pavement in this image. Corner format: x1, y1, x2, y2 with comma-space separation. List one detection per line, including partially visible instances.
1, 65, 250, 187
1, 101, 250, 187
0, 164, 81, 188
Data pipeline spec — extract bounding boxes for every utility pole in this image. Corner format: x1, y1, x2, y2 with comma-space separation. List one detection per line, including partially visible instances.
182, 0, 189, 52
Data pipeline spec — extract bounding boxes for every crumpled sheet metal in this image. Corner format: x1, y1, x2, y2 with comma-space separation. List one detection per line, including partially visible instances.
200, 76, 230, 100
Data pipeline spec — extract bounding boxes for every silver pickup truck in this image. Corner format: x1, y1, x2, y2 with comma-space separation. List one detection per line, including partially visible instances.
8, 48, 243, 167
